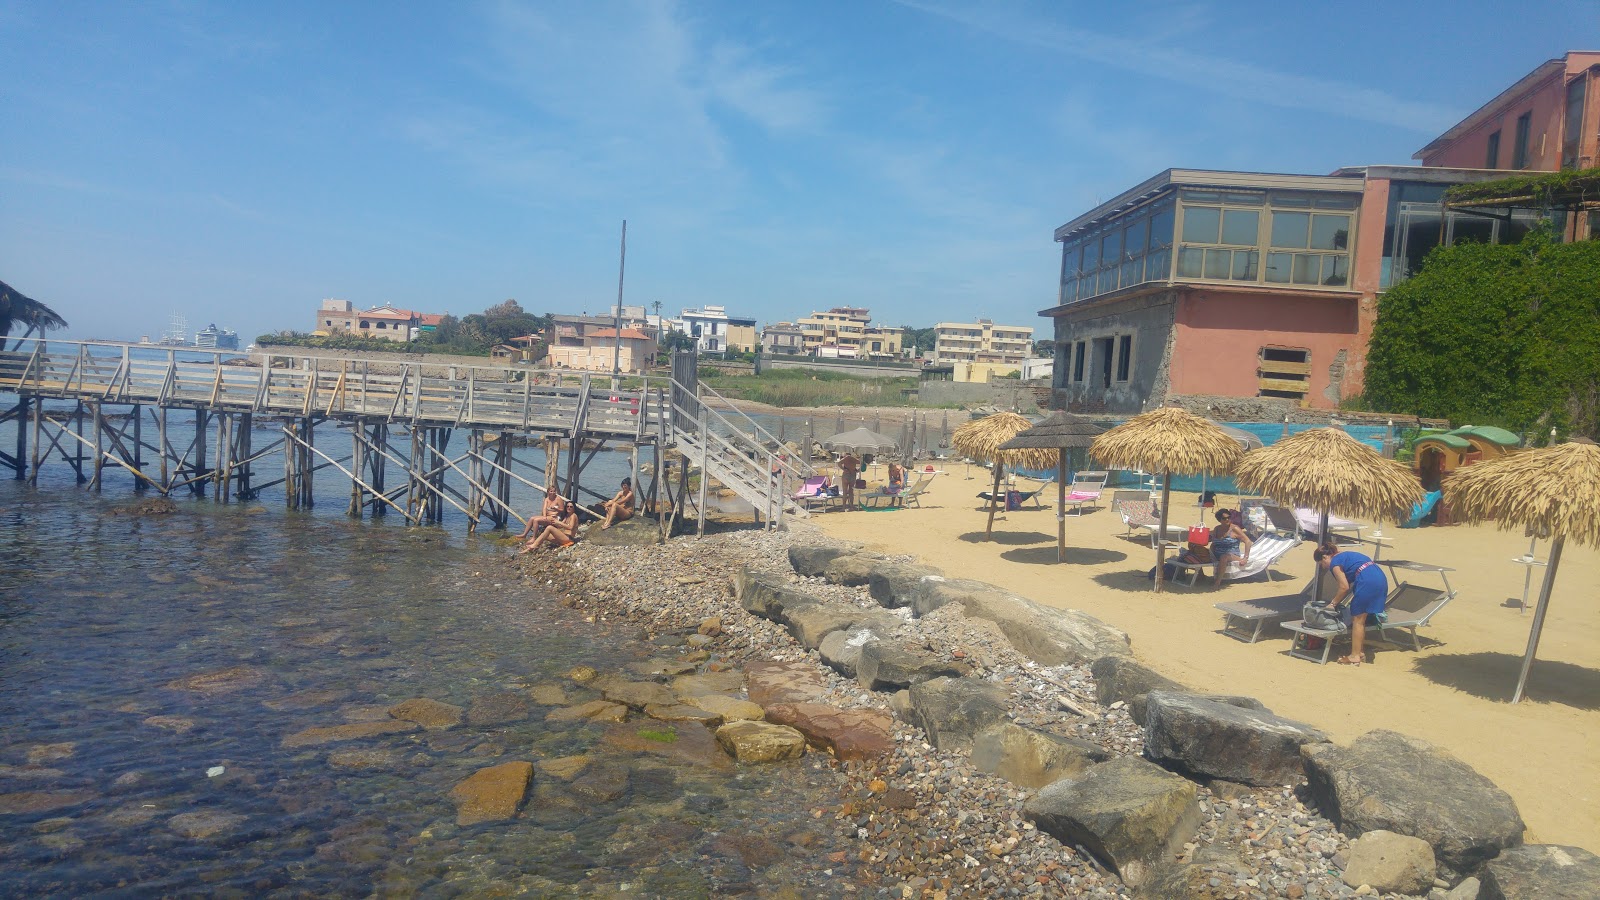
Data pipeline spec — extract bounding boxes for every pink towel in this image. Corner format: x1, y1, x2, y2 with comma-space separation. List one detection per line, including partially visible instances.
1068, 491, 1100, 501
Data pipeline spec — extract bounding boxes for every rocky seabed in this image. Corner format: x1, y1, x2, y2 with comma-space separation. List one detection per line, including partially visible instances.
504, 517, 1600, 899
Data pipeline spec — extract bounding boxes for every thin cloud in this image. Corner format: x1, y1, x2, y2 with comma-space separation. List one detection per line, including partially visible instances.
894, 0, 1458, 133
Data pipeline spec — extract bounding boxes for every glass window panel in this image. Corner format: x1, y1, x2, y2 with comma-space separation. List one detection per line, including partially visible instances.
1099, 267, 1119, 295
1449, 214, 1494, 245
1184, 190, 1223, 202
1271, 212, 1310, 248
1145, 248, 1171, 281
1222, 193, 1265, 205
1314, 196, 1358, 210
1176, 247, 1204, 278
1101, 230, 1122, 261
1221, 209, 1260, 246
1273, 195, 1312, 208
1149, 207, 1175, 247
1182, 206, 1221, 244
1203, 249, 1232, 279
1321, 256, 1349, 286
1265, 252, 1293, 283
1124, 219, 1148, 255
1082, 241, 1099, 272
1231, 250, 1259, 280
1121, 258, 1141, 286
1292, 254, 1320, 284
1310, 214, 1350, 250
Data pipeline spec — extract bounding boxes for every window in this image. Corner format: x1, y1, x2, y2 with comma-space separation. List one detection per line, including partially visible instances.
1072, 341, 1087, 382
1265, 210, 1351, 286
325, 320, 333, 326
1115, 335, 1133, 382
1486, 130, 1501, 169
359, 321, 370, 329
1095, 337, 1114, 388
1177, 193, 1268, 284
1512, 111, 1532, 169
1564, 76, 1587, 170
1061, 199, 1175, 304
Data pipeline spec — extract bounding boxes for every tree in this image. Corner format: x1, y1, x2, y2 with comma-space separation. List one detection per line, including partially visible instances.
1363, 229, 1600, 440
660, 329, 697, 353
1033, 339, 1055, 358
900, 326, 938, 355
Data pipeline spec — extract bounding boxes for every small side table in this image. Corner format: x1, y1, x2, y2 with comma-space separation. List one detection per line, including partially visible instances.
1511, 537, 1547, 614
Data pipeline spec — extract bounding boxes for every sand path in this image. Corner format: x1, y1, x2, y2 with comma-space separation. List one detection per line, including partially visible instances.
810, 466, 1600, 851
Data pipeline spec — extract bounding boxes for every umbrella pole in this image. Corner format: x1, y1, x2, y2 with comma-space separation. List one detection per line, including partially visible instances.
1057, 452, 1067, 563
1155, 471, 1172, 593
985, 463, 1004, 540
1513, 535, 1565, 703
1312, 511, 1331, 606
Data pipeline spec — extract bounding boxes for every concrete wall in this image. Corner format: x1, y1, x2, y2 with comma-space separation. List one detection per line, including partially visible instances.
1050, 290, 1177, 414
918, 380, 1040, 412
764, 357, 918, 380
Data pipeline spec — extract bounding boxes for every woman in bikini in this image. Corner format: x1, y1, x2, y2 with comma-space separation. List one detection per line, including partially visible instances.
1208, 508, 1252, 587
520, 501, 580, 554
518, 487, 565, 544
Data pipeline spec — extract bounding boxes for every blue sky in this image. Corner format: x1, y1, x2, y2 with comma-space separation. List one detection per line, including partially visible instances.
4, 1, 1595, 343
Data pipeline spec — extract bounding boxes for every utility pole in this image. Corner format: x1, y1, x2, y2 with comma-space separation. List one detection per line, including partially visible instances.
612, 220, 626, 389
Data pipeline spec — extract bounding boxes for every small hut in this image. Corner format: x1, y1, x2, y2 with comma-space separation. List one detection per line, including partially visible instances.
1413, 425, 1522, 491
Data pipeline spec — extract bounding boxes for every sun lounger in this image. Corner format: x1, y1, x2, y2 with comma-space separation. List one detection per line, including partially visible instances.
1170, 532, 1302, 587
1281, 562, 1456, 663
978, 477, 1050, 510
1063, 470, 1109, 515
1114, 498, 1187, 547
1214, 572, 1338, 643
897, 474, 934, 508
1294, 507, 1363, 541
791, 475, 839, 512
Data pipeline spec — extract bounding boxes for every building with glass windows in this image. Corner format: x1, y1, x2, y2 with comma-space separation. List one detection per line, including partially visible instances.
1041, 166, 1539, 413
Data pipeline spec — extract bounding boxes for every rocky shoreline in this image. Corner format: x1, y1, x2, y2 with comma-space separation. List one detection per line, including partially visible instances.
508, 521, 1593, 899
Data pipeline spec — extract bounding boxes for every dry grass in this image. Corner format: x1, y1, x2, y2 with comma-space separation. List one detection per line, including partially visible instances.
952, 413, 1056, 469
1234, 427, 1423, 523
1444, 439, 1600, 547
1089, 406, 1243, 476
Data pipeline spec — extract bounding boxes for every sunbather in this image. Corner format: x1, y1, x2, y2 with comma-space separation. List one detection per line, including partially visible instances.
1208, 509, 1252, 587
518, 487, 564, 541
1313, 541, 1388, 665
600, 477, 635, 530
521, 501, 580, 554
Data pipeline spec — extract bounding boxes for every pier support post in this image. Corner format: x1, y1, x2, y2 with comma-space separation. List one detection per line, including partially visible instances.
11, 397, 28, 480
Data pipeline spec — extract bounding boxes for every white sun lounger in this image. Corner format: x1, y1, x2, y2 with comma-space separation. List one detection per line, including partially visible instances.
1170, 532, 1302, 587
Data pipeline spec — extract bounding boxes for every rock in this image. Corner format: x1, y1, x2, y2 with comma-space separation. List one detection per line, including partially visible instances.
1480, 844, 1600, 900
906, 575, 1005, 617
1023, 756, 1202, 889
326, 749, 402, 770
818, 627, 878, 679
1302, 730, 1525, 878
142, 715, 197, 734
112, 497, 179, 516
1130, 692, 1263, 729
1446, 876, 1481, 899
732, 568, 814, 621
536, 755, 589, 782
907, 676, 1009, 753
583, 518, 661, 546
697, 617, 722, 637
1089, 656, 1185, 724
888, 690, 913, 719
568, 665, 598, 684
671, 671, 745, 698
545, 700, 629, 723
745, 660, 828, 707
866, 562, 943, 608
165, 666, 266, 695
643, 703, 723, 726
602, 719, 734, 770
26, 743, 75, 764
784, 601, 870, 649
856, 642, 969, 692
527, 684, 569, 706
941, 587, 1130, 666
466, 691, 532, 725
0, 791, 95, 815
569, 761, 631, 803
168, 809, 247, 840
593, 677, 677, 711
715, 720, 807, 764
629, 658, 697, 678
1342, 830, 1438, 895
263, 688, 351, 711
971, 723, 1109, 789
450, 761, 534, 826
281, 720, 420, 748
788, 541, 865, 576
1143, 691, 1328, 786
388, 698, 464, 730
685, 694, 764, 723
822, 554, 881, 586
762, 702, 895, 761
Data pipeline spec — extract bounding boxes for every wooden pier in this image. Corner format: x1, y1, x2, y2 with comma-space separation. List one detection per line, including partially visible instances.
0, 340, 813, 533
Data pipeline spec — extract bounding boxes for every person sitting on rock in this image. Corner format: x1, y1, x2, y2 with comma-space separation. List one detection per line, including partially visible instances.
518, 487, 564, 542
600, 477, 635, 530
520, 501, 580, 554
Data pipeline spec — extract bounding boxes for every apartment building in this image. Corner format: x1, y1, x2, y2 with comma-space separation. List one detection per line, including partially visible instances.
760, 322, 805, 354
933, 320, 1034, 365
676, 305, 758, 354
796, 307, 902, 358
314, 299, 439, 342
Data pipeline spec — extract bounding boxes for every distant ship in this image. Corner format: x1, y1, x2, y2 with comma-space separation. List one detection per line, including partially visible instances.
195, 323, 240, 350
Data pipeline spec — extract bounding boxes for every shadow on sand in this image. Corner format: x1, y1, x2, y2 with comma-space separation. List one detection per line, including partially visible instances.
958, 531, 1052, 546
1410, 651, 1600, 710
1000, 546, 1127, 566
1092, 570, 1159, 593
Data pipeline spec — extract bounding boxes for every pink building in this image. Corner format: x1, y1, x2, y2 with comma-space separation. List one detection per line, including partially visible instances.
1415, 52, 1600, 173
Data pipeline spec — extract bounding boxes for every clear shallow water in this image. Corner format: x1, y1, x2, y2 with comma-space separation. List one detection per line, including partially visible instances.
0, 483, 855, 897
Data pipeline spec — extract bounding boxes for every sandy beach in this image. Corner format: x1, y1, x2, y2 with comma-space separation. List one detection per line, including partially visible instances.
809, 466, 1600, 852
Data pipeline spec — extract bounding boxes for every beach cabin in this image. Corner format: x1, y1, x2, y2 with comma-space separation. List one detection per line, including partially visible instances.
1413, 425, 1521, 490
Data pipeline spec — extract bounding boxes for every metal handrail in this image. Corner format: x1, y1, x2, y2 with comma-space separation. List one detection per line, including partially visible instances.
695, 378, 817, 476
669, 378, 811, 483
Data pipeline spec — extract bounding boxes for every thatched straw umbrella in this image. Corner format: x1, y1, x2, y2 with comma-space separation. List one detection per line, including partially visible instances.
1443, 438, 1600, 702
1234, 427, 1422, 604
0, 280, 69, 350
953, 412, 1055, 540
1000, 412, 1107, 561
1090, 407, 1245, 591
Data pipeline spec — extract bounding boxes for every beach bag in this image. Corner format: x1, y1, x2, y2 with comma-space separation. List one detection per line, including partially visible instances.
1006, 490, 1022, 511
1187, 525, 1211, 545
1302, 602, 1346, 631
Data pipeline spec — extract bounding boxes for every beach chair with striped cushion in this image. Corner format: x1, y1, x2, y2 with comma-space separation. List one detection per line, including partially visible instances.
1063, 471, 1109, 515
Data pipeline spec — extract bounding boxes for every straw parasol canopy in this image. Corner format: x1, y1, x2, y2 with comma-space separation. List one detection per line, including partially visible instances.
1234, 427, 1423, 524
1000, 411, 1108, 561
1443, 438, 1600, 702
954, 412, 1055, 540
0, 279, 68, 348
1090, 406, 1245, 591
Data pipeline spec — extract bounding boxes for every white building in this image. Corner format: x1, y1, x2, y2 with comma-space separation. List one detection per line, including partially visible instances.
678, 305, 758, 354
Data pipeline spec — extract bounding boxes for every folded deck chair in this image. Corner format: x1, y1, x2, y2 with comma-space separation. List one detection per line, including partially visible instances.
1171, 532, 1302, 587
1113, 498, 1187, 547
1063, 471, 1109, 515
